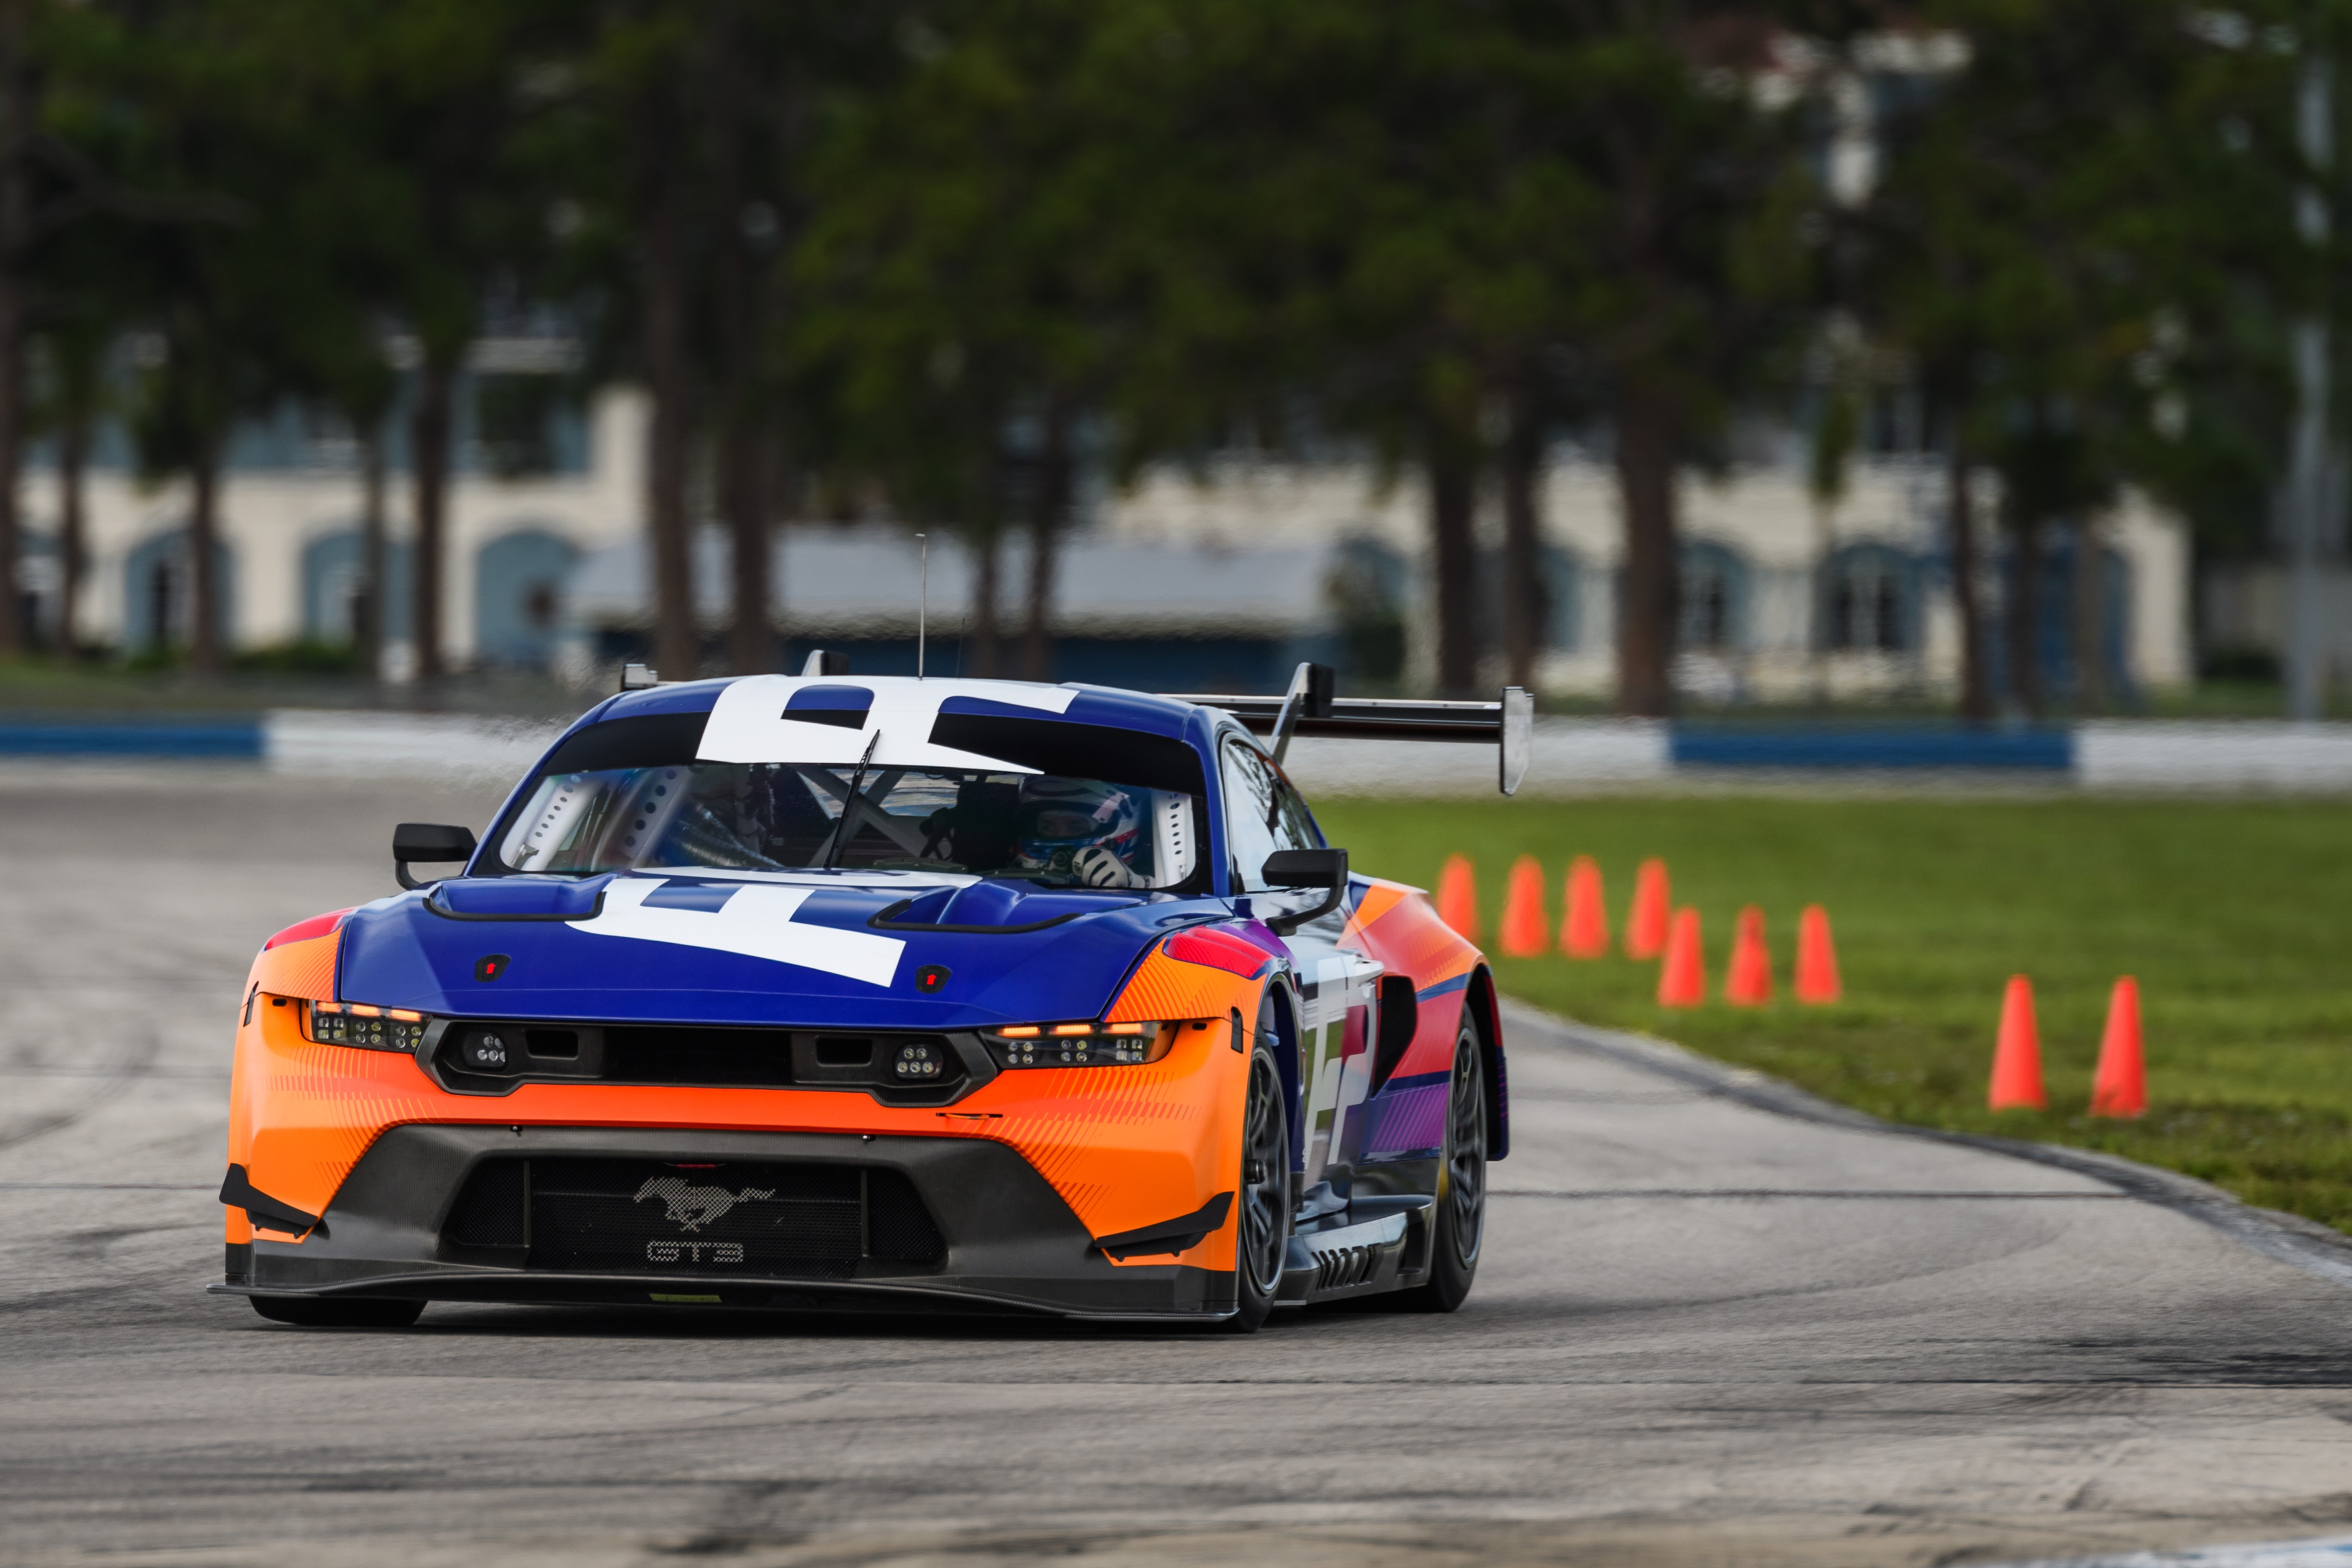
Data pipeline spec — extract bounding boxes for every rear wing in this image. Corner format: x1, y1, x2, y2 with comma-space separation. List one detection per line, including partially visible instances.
1167, 663, 1534, 796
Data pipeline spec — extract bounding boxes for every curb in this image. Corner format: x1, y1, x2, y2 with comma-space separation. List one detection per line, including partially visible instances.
1498, 997, 2352, 1293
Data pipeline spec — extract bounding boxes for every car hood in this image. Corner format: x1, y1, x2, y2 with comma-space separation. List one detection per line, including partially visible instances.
334, 871, 1230, 1029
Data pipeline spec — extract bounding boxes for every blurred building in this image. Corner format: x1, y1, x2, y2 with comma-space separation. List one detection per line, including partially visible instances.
561, 529, 1344, 695
18, 337, 641, 674
27, 338, 2191, 705
1099, 429, 2192, 705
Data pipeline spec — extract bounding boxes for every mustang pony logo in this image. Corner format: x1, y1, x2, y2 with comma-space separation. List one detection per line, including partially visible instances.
633, 1176, 775, 1232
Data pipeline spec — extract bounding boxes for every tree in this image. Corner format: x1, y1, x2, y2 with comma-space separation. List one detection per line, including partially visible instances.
1867, 0, 2298, 717
798, 0, 1166, 681
348, 0, 566, 684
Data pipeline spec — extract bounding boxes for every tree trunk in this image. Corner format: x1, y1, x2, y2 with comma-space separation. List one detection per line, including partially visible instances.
644, 144, 697, 682
710, 2, 774, 677
1020, 405, 1070, 683
1947, 431, 1990, 722
2072, 516, 2106, 714
188, 448, 222, 677
1428, 427, 1479, 697
1614, 379, 1678, 717
969, 520, 1001, 677
722, 421, 772, 673
410, 352, 456, 685
1499, 380, 1546, 692
0, 3, 29, 658
358, 423, 386, 681
57, 409, 84, 657
2007, 518, 2043, 717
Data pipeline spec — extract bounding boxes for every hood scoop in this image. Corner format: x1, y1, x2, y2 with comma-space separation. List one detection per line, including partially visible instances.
427, 876, 610, 923
874, 879, 1143, 934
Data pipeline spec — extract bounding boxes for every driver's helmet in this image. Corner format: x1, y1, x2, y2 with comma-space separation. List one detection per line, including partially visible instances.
1013, 777, 1144, 879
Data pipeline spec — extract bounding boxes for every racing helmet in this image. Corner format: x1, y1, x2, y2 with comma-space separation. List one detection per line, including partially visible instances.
1013, 777, 1144, 879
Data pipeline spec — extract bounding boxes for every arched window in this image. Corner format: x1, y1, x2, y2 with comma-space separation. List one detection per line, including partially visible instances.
1820, 544, 1921, 652
301, 531, 413, 644
1679, 541, 1750, 652
476, 528, 581, 667
123, 530, 235, 652
1541, 545, 1580, 651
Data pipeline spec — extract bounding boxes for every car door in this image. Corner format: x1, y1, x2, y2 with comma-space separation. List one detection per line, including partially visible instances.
1218, 735, 1383, 1197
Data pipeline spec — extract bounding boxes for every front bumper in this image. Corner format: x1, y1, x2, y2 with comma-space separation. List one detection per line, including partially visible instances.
210, 1124, 1234, 1321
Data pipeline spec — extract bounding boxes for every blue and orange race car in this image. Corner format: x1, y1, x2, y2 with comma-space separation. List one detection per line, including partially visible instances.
213, 663, 1531, 1330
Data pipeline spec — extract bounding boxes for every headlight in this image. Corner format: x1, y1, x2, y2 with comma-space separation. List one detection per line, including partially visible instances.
305, 1001, 430, 1053
982, 1021, 1178, 1068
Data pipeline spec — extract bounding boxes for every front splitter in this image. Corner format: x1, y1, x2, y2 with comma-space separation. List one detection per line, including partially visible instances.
203, 1272, 1237, 1323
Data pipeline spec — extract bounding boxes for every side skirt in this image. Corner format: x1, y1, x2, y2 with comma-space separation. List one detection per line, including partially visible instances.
1274, 1194, 1433, 1305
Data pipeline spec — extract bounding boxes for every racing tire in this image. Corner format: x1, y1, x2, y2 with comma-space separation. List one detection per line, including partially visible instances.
1222, 1031, 1292, 1333
1393, 1015, 1486, 1313
249, 1295, 425, 1329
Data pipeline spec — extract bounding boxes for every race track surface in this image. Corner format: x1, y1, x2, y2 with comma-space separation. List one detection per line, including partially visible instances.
3, 770, 2351, 1568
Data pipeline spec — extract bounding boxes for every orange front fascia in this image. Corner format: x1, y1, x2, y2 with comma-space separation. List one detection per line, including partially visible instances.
223, 927, 345, 1245
224, 940, 1264, 1273
1343, 875, 1483, 1078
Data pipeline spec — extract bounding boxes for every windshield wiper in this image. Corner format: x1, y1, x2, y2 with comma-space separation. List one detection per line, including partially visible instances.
822, 730, 884, 871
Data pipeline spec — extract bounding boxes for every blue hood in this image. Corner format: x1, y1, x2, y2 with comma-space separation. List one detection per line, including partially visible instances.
335, 872, 1228, 1030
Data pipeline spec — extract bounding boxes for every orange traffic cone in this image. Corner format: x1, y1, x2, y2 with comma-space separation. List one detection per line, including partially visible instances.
1626, 858, 1671, 959
1500, 855, 1549, 957
1724, 905, 1772, 1006
1988, 974, 2046, 1111
2090, 976, 2145, 1119
1560, 855, 1609, 958
1794, 904, 1841, 1004
1437, 854, 1479, 941
1656, 907, 1706, 1006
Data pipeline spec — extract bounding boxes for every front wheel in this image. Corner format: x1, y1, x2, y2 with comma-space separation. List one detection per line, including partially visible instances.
250, 1295, 425, 1329
1224, 1033, 1292, 1333
1397, 1017, 1486, 1313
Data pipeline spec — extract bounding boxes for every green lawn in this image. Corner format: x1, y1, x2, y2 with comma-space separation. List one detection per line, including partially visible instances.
1313, 794, 2352, 1233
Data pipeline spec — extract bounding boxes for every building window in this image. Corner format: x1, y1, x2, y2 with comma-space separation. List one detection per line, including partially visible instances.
1680, 542, 1749, 652
1821, 545, 1919, 652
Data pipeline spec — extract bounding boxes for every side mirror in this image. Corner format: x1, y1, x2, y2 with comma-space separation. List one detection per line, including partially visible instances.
1258, 847, 1348, 935
395, 823, 478, 891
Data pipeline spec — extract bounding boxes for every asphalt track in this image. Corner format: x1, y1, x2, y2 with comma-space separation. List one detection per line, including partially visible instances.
5, 769, 2352, 1568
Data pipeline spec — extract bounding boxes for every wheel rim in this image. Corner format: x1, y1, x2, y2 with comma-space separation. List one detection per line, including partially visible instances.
1240, 1051, 1288, 1292
1445, 1036, 1486, 1265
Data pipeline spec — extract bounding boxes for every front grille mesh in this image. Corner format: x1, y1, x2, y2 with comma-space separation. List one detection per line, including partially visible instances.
445, 1159, 529, 1248
866, 1169, 946, 1263
442, 1157, 946, 1277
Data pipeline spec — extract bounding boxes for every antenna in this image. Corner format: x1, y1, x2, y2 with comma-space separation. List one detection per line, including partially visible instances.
915, 532, 928, 679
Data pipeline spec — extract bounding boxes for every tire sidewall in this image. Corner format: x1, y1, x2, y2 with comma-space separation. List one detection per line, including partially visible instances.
1417, 1015, 1486, 1311
1228, 1029, 1291, 1332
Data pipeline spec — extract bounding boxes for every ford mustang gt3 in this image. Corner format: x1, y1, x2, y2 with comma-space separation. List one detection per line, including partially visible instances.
213, 663, 1530, 1330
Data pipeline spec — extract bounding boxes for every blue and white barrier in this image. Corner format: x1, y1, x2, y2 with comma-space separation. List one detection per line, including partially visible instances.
0, 709, 2344, 794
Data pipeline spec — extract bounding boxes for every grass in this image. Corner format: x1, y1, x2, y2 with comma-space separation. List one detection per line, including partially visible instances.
1312, 793, 2352, 1235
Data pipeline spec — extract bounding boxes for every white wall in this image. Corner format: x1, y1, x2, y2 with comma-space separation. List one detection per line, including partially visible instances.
1100, 452, 2195, 701
19, 387, 648, 665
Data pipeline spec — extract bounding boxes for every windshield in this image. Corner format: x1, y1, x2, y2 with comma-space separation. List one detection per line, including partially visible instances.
493, 761, 1204, 889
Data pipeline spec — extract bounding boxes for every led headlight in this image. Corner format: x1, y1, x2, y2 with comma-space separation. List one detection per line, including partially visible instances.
983, 1021, 1176, 1069
305, 1001, 429, 1053
450, 1026, 519, 1074
890, 1038, 951, 1080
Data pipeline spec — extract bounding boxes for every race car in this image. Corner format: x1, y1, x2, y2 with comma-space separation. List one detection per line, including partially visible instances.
212, 661, 1532, 1330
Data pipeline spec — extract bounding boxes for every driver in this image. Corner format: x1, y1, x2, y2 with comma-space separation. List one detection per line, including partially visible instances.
1013, 777, 1146, 888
